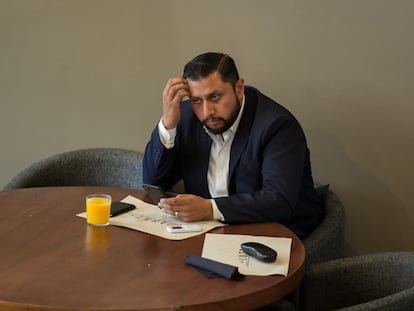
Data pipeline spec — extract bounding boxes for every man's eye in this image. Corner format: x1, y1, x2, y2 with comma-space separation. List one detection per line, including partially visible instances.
191, 98, 201, 104
211, 94, 220, 101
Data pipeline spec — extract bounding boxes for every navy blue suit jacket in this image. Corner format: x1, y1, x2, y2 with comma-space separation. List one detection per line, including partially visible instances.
143, 86, 324, 238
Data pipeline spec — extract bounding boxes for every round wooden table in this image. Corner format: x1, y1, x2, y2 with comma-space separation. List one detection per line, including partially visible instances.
0, 186, 305, 310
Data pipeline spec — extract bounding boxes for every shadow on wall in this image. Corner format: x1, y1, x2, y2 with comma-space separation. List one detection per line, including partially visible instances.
308, 128, 414, 256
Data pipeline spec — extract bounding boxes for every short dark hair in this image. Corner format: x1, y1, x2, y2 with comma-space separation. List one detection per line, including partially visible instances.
183, 52, 240, 87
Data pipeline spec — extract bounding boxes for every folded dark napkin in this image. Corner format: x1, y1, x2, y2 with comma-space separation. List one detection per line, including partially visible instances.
184, 254, 244, 280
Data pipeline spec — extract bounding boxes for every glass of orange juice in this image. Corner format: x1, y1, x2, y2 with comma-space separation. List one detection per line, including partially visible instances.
86, 194, 112, 226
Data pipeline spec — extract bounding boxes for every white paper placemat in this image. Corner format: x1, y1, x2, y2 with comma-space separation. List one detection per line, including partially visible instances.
201, 233, 292, 276
77, 195, 226, 240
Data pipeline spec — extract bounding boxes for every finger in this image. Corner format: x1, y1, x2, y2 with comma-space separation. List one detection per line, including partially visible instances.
165, 79, 189, 100
158, 201, 172, 211
168, 87, 189, 103
160, 206, 175, 216
165, 78, 187, 92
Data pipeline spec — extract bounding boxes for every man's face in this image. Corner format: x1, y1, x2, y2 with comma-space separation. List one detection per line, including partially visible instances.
187, 71, 244, 135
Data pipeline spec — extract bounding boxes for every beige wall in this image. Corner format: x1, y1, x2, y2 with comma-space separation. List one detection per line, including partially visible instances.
1, 0, 413, 255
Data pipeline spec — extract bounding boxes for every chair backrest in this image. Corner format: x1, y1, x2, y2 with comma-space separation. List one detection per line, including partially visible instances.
300, 252, 414, 311
3, 148, 144, 190
303, 187, 346, 269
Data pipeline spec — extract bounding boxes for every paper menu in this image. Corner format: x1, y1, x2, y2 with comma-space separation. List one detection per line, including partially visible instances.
201, 233, 292, 276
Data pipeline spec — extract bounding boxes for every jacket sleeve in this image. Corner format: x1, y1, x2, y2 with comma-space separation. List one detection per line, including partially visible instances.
142, 125, 182, 191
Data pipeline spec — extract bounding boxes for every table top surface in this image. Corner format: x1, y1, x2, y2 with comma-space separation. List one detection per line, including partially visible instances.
0, 186, 305, 311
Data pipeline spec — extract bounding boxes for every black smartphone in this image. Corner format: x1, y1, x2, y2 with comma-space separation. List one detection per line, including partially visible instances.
143, 184, 176, 204
110, 201, 136, 217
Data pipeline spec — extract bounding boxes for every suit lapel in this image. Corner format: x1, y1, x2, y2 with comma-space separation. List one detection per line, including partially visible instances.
196, 127, 213, 197
229, 88, 257, 178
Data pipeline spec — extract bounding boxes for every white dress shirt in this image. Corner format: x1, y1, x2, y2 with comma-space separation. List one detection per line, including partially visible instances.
157, 96, 245, 220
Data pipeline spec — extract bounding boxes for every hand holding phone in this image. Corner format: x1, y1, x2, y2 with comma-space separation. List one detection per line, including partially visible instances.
143, 184, 176, 204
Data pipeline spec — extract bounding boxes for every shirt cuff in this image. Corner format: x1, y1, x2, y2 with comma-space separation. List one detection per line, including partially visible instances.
210, 199, 225, 221
158, 119, 176, 149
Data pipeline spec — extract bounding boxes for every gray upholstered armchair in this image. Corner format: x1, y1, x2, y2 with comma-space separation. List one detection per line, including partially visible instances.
280, 186, 346, 310
303, 186, 346, 269
300, 252, 414, 311
3, 148, 144, 190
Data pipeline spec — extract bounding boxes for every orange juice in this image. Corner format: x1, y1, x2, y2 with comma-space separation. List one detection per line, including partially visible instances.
86, 194, 111, 226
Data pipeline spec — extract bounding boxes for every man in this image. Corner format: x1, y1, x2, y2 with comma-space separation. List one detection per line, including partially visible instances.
143, 52, 324, 239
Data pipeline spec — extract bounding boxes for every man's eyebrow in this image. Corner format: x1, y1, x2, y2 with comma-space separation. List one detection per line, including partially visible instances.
191, 90, 221, 99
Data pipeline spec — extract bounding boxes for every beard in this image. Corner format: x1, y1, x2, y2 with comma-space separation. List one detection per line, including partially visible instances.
202, 96, 242, 135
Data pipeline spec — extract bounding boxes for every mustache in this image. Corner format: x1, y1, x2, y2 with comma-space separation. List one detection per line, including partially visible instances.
202, 117, 224, 123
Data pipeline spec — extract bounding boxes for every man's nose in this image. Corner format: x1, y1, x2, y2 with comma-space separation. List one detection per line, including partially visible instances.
202, 101, 214, 116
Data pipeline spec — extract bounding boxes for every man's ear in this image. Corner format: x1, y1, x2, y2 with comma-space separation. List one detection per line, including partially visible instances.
235, 78, 245, 100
